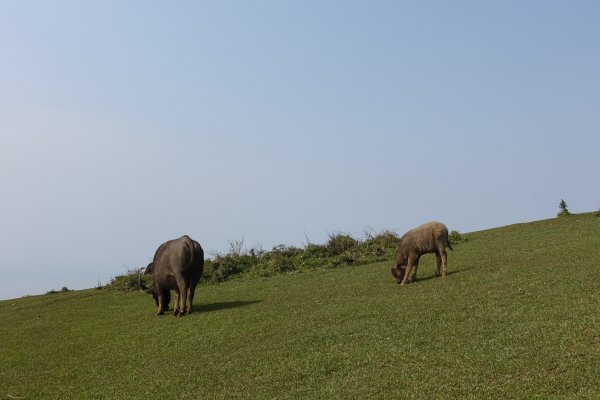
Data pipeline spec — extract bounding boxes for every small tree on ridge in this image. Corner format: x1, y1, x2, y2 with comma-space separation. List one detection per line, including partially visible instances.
557, 199, 571, 217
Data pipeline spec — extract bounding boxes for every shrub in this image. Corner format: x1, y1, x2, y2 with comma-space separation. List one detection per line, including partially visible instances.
332, 253, 355, 268
364, 230, 398, 248
45, 287, 70, 294
303, 243, 329, 259
203, 239, 261, 283
362, 230, 399, 260
326, 233, 359, 256
261, 245, 302, 274
449, 230, 466, 244
295, 243, 328, 270
204, 254, 253, 283
557, 199, 571, 217
104, 267, 149, 291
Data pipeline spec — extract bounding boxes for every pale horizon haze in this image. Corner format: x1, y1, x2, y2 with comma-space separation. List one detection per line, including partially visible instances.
1, 1, 599, 300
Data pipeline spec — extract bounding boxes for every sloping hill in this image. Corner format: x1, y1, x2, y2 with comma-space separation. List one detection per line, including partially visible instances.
2, 214, 600, 399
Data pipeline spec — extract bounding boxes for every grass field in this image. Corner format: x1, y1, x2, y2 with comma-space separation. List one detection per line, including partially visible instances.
2, 214, 600, 399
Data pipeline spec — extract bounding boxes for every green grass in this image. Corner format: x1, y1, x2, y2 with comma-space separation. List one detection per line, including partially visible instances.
2, 213, 600, 399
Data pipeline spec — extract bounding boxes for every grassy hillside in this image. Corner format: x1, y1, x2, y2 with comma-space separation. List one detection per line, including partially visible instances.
2, 213, 600, 399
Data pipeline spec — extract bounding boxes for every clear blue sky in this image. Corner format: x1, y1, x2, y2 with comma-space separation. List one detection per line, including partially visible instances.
1, 1, 599, 300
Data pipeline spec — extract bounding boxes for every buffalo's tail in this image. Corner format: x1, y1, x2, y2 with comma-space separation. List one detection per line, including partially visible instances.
447, 237, 453, 251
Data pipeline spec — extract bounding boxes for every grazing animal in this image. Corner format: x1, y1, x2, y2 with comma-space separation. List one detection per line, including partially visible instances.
144, 262, 154, 274
140, 264, 171, 311
391, 221, 452, 284
141, 235, 204, 316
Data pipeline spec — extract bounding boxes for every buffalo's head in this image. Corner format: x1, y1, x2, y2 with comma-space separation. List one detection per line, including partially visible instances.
144, 262, 154, 275
143, 287, 171, 309
391, 264, 406, 284
139, 274, 171, 310
144, 286, 159, 306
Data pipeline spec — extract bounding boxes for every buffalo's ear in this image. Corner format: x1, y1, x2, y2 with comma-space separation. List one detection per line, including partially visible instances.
145, 262, 154, 274
391, 267, 398, 278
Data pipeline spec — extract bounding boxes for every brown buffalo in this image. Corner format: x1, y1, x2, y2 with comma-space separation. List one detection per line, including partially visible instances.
391, 221, 452, 284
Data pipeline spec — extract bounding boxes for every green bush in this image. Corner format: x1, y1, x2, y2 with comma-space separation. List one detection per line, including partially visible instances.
104, 267, 149, 291
204, 253, 254, 283
46, 287, 71, 294
557, 199, 571, 217
261, 245, 302, 274
362, 230, 399, 260
364, 230, 398, 248
326, 233, 359, 256
303, 243, 329, 259
449, 230, 466, 244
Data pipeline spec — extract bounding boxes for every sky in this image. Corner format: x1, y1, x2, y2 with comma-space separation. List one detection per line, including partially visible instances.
1, 1, 599, 300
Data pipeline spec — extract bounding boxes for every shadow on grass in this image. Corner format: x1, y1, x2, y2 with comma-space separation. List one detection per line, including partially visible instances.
414, 268, 470, 283
193, 300, 262, 313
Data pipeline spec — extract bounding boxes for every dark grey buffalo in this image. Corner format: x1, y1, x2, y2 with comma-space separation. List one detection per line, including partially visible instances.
141, 235, 204, 316
391, 221, 452, 284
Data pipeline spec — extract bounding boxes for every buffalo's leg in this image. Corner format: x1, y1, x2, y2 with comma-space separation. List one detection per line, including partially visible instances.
179, 285, 188, 316
440, 249, 448, 277
185, 288, 192, 315
186, 285, 197, 315
172, 290, 180, 316
401, 256, 416, 284
156, 292, 165, 315
435, 252, 442, 277
175, 276, 188, 316
400, 264, 411, 284
411, 258, 420, 283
